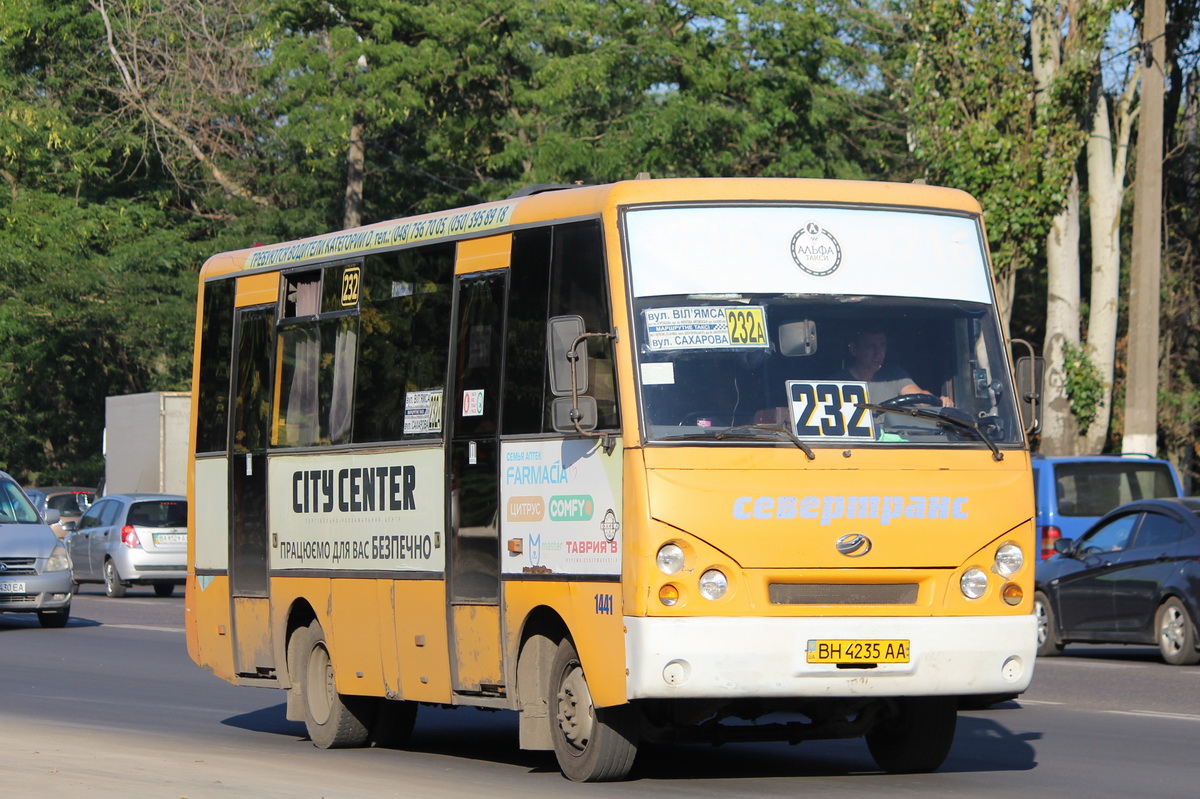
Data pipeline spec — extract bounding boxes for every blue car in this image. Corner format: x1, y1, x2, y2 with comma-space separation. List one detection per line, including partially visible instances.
1034, 497, 1200, 665
1032, 454, 1182, 559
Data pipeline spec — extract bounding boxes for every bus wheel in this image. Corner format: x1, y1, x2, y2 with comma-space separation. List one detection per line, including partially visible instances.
1034, 591, 1064, 657
294, 620, 372, 748
866, 697, 957, 774
549, 638, 638, 782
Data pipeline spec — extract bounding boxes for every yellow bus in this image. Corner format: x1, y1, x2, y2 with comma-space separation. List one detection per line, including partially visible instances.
186, 177, 1036, 781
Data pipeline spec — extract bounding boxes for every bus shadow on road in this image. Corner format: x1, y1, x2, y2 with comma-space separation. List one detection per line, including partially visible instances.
217, 701, 1038, 779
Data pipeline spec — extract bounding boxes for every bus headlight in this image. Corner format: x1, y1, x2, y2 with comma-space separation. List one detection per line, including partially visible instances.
960, 567, 988, 599
994, 543, 1024, 576
698, 569, 728, 600
657, 544, 685, 575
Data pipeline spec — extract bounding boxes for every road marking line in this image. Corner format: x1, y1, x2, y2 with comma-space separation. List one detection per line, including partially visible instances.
100, 623, 185, 633
1103, 710, 1200, 722
1017, 699, 1064, 705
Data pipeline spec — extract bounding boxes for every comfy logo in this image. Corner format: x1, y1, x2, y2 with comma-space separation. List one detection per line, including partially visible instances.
548, 495, 594, 522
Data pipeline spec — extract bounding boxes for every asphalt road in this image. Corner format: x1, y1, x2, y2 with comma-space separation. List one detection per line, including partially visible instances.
2, 586, 1198, 798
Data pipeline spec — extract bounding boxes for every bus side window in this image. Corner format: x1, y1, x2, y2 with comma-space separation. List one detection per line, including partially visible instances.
195, 278, 235, 454
503, 221, 619, 436
352, 243, 455, 444
548, 222, 618, 430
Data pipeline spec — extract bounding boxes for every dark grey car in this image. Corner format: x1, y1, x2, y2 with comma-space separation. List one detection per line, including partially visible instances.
0, 471, 73, 627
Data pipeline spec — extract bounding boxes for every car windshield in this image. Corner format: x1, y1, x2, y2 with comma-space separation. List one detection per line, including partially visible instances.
1, 481, 43, 524
623, 203, 1021, 451
127, 500, 188, 528
48, 491, 93, 516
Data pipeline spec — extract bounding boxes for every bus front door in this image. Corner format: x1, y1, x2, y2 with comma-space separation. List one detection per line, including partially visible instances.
447, 271, 506, 695
229, 304, 274, 678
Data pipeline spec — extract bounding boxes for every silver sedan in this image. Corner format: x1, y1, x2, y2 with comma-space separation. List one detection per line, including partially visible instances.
0, 471, 73, 626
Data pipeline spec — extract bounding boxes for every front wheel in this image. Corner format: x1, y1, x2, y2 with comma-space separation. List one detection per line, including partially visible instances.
549, 638, 639, 782
104, 560, 127, 598
292, 620, 372, 748
1156, 597, 1200, 666
866, 697, 957, 774
1034, 591, 1064, 656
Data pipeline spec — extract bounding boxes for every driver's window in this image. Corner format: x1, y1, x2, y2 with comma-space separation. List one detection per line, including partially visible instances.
1078, 513, 1139, 554
78, 503, 103, 529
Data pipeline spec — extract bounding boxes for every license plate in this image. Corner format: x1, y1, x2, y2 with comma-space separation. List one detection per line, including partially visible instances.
153, 533, 187, 545
0, 581, 27, 593
806, 639, 910, 664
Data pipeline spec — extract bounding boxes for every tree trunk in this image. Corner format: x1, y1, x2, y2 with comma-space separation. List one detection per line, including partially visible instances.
1082, 73, 1135, 454
1032, 1, 1081, 456
1040, 170, 1083, 455
1122, 0, 1166, 456
344, 110, 365, 230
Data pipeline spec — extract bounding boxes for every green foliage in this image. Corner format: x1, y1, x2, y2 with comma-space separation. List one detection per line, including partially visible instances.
902, 0, 1109, 285
1060, 340, 1106, 433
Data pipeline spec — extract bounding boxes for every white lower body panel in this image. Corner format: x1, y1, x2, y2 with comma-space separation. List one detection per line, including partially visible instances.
625, 615, 1036, 700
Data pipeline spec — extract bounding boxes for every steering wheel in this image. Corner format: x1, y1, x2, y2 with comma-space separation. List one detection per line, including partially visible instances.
878, 393, 941, 409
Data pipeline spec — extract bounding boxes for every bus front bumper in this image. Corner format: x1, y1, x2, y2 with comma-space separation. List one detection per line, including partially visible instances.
624, 614, 1036, 700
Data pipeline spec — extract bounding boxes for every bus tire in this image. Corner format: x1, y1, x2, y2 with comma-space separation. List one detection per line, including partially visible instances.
370, 699, 418, 748
549, 638, 638, 782
294, 620, 372, 748
1034, 591, 1064, 657
866, 697, 957, 774
1156, 597, 1200, 666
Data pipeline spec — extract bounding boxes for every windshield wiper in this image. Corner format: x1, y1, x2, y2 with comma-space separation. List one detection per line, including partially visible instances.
858, 403, 1003, 461
660, 424, 816, 460
717, 425, 816, 460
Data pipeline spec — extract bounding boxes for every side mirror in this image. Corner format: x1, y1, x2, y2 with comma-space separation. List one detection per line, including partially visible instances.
551, 396, 598, 432
547, 315, 588, 397
43, 509, 61, 525
1053, 537, 1074, 556
60, 519, 78, 533
1012, 339, 1044, 436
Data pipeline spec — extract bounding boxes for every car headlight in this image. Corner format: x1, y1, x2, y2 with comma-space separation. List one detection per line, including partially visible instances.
657, 544, 685, 575
960, 567, 988, 599
44, 545, 72, 573
994, 543, 1024, 576
698, 569, 728, 600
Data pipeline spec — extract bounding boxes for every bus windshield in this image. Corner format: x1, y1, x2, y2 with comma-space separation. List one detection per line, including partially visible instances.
623, 204, 1020, 449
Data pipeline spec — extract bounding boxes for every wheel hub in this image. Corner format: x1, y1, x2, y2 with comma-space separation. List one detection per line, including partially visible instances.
556, 664, 595, 751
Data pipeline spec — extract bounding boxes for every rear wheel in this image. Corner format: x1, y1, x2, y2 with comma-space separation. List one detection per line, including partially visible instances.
37, 606, 70, 628
1034, 591, 1064, 656
549, 638, 638, 782
104, 560, 127, 598
1156, 597, 1200, 666
292, 620, 372, 748
866, 697, 957, 774
153, 583, 175, 598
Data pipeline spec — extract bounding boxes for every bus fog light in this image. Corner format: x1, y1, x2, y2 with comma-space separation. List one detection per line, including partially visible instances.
960, 567, 988, 599
659, 585, 680, 606
663, 659, 692, 686
995, 543, 1024, 576
1001, 582, 1023, 605
698, 569, 727, 600
657, 544, 685, 575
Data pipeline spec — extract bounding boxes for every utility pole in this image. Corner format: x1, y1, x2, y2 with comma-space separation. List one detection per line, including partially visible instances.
1122, 0, 1165, 456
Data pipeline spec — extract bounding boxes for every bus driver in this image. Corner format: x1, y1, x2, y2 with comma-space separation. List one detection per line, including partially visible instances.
837, 329, 951, 406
